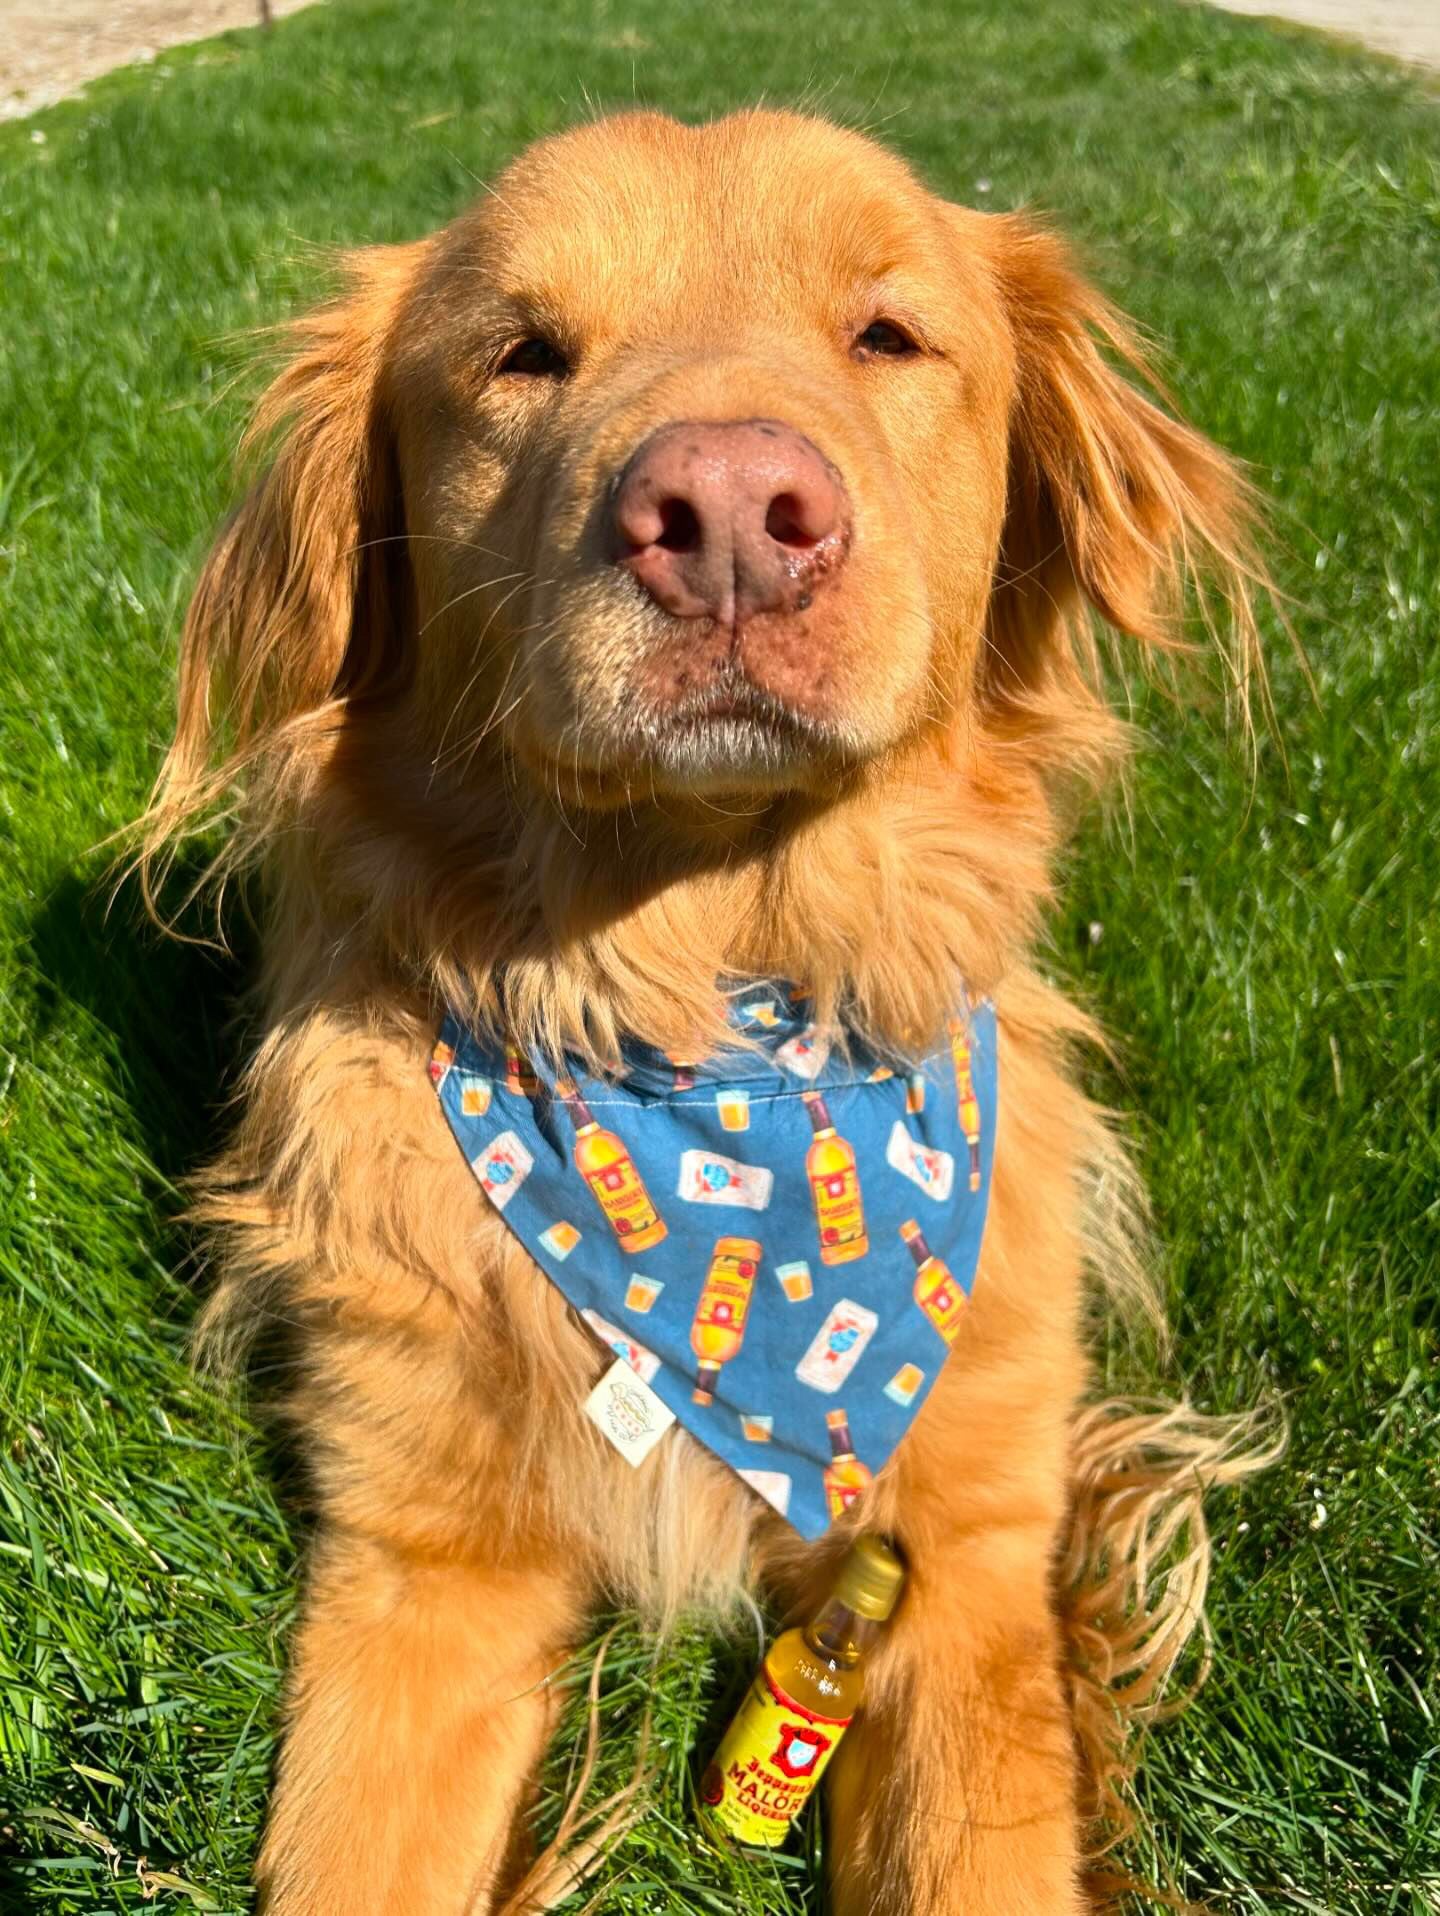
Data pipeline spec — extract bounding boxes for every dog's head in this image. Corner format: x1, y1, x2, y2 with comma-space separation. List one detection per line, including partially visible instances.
391, 112, 1024, 804
151, 111, 1259, 1036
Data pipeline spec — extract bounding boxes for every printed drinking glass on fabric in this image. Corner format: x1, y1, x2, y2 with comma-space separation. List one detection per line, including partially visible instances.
430, 984, 998, 1540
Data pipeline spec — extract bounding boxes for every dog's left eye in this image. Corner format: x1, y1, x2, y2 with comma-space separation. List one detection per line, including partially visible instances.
498, 336, 570, 378
854, 320, 919, 358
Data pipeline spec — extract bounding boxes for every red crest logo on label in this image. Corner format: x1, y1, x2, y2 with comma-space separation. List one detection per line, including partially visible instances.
770, 1721, 831, 1779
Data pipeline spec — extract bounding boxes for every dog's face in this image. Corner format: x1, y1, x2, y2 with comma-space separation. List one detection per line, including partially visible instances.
389, 114, 1015, 801
163, 108, 1253, 916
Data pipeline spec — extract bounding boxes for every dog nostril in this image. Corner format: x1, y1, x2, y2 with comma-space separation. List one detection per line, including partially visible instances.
613, 422, 851, 623
654, 497, 702, 554
765, 493, 816, 549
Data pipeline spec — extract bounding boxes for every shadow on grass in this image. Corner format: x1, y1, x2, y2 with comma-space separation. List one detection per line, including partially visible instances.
24, 853, 320, 1532
25, 855, 256, 1192
0, 1855, 32, 1911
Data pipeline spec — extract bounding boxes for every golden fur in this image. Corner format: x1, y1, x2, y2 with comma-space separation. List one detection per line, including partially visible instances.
142, 110, 1276, 1913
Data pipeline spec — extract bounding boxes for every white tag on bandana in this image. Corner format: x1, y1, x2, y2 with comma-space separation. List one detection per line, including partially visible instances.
583, 1357, 677, 1467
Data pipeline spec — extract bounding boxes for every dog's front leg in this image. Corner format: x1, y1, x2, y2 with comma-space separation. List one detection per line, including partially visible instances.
822, 1514, 1084, 1915
255, 1526, 586, 1915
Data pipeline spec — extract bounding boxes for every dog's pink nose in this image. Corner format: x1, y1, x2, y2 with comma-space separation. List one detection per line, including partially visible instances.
613, 419, 850, 626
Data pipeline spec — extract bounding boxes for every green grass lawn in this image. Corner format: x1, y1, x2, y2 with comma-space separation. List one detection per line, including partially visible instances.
1, 0, 1436, 1909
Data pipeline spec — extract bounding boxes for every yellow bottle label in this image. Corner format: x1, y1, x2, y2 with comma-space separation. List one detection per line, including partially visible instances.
702, 1660, 852, 1846
949, 1020, 984, 1191
575, 1127, 667, 1250
583, 1156, 665, 1247
915, 1257, 966, 1345
823, 1456, 874, 1520
806, 1139, 868, 1265
947, 1018, 971, 1079
690, 1238, 760, 1365
812, 1173, 867, 1263
958, 1088, 981, 1142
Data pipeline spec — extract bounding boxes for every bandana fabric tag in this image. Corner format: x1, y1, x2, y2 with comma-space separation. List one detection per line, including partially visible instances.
584, 1356, 679, 1466
430, 985, 998, 1540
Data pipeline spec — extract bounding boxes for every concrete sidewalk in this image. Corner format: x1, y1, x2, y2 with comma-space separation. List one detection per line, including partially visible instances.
1, 1, 319, 121
1211, 1, 1440, 71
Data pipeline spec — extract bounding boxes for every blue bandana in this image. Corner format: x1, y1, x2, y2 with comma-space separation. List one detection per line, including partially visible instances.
430, 985, 997, 1541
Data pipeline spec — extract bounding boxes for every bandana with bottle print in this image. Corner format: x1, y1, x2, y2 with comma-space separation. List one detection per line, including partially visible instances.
429, 984, 998, 1541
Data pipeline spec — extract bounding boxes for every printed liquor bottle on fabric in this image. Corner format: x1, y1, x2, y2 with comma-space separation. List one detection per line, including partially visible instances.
801, 1090, 868, 1266
691, 1236, 761, 1404
702, 1535, 905, 1845
822, 1409, 873, 1520
900, 1219, 966, 1344
504, 1042, 539, 1097
946, 1016, 983, 1192
556, 1075, 667, 1251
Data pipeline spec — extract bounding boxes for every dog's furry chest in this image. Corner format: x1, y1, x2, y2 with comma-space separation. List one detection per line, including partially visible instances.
212, 988, 1096, 1616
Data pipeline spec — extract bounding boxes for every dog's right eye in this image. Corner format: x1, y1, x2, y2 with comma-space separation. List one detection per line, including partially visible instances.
854, 319, 920, 359
497, 336, 570, 378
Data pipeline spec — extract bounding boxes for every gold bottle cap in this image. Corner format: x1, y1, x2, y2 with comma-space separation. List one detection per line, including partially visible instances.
832, 1535, 905, 1621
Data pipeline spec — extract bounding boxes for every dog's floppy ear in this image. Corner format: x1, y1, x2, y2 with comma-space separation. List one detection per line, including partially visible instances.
982, 214, 1261, 731
144, 243, 424, 893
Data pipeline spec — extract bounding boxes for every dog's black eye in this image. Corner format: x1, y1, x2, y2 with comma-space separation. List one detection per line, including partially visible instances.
498, 336, 569, 378
854, 320, 919, 358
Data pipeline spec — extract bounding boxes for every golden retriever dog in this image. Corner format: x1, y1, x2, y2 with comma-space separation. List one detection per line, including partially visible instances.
144, 109, 1272, 1914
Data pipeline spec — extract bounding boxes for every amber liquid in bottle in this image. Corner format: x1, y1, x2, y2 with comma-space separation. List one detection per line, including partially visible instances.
701, 1537, 904, 1847
822, 1409, 874, 1520
946, 1017, 983, 1192
690, 1236, 761, 1404
901, 1218, 967, 1345
557, 1076, 667, 1251
801, 1090, 869, 1266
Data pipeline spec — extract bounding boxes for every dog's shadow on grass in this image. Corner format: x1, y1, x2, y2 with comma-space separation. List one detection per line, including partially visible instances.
16, 859, 306, 1905
25, 858, 316, 1520
26, 856, 256, 1192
